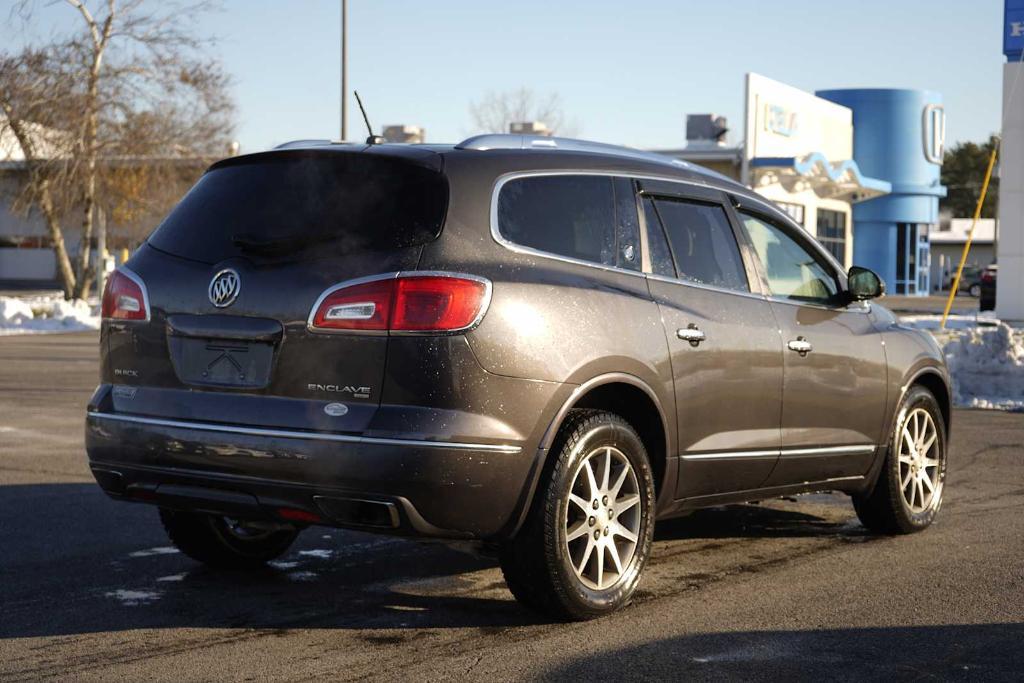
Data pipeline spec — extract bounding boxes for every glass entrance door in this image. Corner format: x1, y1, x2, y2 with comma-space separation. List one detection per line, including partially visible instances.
895, 223, 931, 295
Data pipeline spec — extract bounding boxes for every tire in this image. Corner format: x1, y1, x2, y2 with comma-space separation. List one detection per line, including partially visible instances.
499, 409, 656, 621
853, 386, 947, 534
159, 508, 300, 569
969, 283, 981, 298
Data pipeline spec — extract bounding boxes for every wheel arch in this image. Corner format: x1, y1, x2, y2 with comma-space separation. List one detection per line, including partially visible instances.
862, 364, 952, 498
504, 372, 673, 539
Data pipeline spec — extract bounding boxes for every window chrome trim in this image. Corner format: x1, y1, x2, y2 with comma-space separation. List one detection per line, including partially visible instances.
764, 295, 872, 315
87, 411, 522, 454
305, 271, 493, 336
680, 444, 875, 461
645, 272, 769, 302
489, 170, 716, 280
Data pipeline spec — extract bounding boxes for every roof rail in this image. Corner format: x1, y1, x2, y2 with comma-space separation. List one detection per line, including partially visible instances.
455, 134, 697, 171
273, 139, 338, 150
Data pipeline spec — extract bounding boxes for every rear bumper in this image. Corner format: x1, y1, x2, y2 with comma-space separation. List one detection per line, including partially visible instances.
85, 410, 536, 540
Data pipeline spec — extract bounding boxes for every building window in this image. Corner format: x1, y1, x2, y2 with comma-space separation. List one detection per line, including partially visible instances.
815, 209, 846, 263
773, 201, 805, 226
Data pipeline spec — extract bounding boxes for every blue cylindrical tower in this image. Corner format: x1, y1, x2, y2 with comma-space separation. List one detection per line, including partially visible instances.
817, 89, 947, 295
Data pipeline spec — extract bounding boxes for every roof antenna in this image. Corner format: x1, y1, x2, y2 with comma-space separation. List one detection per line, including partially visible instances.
354, 90, 384, 144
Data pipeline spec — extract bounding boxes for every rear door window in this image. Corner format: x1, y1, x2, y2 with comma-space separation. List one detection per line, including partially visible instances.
647, 198, 749, 292
148, 151, 448, 264
496, 175, 617, 267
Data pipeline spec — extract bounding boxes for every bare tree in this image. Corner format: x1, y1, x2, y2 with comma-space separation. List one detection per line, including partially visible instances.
468, 87, 579, 136
1, 0, 234, 299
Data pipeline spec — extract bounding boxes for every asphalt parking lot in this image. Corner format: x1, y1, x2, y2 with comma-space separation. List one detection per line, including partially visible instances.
1, 332, 1022, 681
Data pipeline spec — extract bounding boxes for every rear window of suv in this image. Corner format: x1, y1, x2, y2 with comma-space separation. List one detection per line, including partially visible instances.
496, 175, 617, 267
148, 151, 448, 264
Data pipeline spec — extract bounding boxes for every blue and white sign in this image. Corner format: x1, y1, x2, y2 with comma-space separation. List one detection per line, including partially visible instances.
1007, 0, 1024, 60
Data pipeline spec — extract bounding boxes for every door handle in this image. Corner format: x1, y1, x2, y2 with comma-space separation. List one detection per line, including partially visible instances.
787, 337, 812, 356
677, 325, 706, 347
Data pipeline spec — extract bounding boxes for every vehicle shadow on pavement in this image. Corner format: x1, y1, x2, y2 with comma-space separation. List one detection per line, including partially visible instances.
1, 483, 861, 639
539, 623, 1024, 680
654, 501, 866, 542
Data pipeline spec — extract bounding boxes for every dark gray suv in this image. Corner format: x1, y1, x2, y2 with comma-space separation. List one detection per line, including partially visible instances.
87, 134, 951, 620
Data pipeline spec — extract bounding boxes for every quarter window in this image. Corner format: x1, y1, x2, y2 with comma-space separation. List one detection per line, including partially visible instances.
648, 198, 749, 292
740, 212, 839, 303
497, 175, 616, 267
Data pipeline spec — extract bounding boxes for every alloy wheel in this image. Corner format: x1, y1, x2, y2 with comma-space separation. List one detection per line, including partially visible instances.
564, 446, 642, 590
897, 408, 943, 513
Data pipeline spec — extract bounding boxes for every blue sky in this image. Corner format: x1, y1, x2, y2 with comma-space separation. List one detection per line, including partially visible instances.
3, 0, 1005, 153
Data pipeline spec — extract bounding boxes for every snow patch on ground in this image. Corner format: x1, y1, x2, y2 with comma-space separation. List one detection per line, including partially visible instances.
0, 295, 99, 335
128, 546, 180, 558
900, 315, 1024, 412
297, 549, 333, 559
105, 589, 162, 606
155, 573, 187, 583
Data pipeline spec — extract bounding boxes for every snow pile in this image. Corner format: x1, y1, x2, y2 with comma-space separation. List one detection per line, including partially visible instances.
0, 295, 100, 335
940, 323, 1024, 411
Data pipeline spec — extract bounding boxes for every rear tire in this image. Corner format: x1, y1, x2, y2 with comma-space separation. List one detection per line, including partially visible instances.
853, 386, 947, 534
159, 509, 300, 569
499, 410, 656, 621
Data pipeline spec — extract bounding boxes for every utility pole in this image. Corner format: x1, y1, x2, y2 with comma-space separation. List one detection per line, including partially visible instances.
341, 0, 348, 141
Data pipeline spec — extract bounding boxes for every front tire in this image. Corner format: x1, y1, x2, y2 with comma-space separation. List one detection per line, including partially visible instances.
160, 509, 300, 569
969, 283, 981, 298
853, 386, 947, 534
499, 410, 656, 621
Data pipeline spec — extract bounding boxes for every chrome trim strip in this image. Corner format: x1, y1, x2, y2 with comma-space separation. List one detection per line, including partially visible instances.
115, 266, 151, 322
779, 445, 876, 457
87, 411, 522, 454
645, 272, 769, 302
305, 271, 493, 337
680, 449, 779, 461
680, 444, 875, 461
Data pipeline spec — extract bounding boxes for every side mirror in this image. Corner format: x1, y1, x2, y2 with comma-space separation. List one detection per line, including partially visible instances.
847, 266, 885, 300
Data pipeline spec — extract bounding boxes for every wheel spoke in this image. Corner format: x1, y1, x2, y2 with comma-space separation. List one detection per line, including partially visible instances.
609, 467, 630, 500
614, 524, 638, 543
922, 457, 940, 469
601, 447, 612, 492
913, 411, 921, 443
916, 479, 925, 510
569, 493, 591, 514
920, 433, 937, 456
576, 537, 595, 575
901, 429, 915, 457
920, 471, 935, 493
596, 544, 605, 589
908, 478, 917, 508
616, 494, 640, 514
901, 467, 913, 489
566, 519, 590, 542
608, 539, 624, 575
583, 460, 599, 499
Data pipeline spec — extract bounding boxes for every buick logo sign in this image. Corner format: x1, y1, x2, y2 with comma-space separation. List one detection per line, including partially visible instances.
922, 104, 946, 165
208, 269, 240, 308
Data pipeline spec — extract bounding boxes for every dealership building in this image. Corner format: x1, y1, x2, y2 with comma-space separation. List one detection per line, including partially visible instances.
659, 73, 947, 295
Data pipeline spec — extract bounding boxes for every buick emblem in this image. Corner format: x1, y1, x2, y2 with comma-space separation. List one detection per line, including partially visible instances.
208, 269, 240, 308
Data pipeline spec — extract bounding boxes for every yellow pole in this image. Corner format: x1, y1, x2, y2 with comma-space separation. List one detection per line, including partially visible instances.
941, 145, 999, 328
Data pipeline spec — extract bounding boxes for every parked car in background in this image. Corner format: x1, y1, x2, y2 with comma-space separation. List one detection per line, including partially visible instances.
87, 135, 952, 620
980, 263, 998, 311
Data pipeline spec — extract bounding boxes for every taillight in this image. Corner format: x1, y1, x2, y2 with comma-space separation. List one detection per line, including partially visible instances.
102, 268, 148, 321
309, 273, 490, 334
981, 270, 995, 283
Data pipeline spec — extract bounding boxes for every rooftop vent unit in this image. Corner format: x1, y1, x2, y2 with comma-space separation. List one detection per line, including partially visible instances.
686, 114, 729, 147
509, 121, 551, 136
382, 125, 425, 144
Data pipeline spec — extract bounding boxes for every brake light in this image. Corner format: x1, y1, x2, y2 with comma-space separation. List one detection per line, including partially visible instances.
981, 270, 995, 283
102, 269, 148, 321
310, 273, 490, 333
